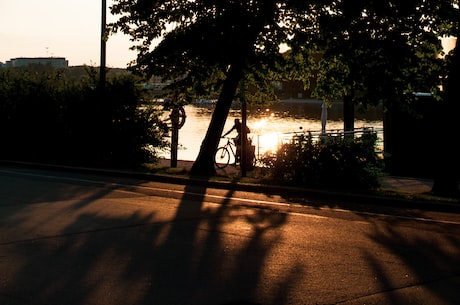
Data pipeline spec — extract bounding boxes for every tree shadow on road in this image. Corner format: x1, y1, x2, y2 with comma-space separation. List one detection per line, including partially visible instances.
359, 220, 460, 305
1, 172, 305, 305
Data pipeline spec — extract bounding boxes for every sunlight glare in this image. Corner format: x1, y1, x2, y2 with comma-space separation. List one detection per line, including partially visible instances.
252, 118, 268, 130
257, 133, 280, 154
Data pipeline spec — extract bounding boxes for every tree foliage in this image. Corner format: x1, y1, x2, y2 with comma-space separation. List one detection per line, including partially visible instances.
110, 0, 333, 175
111, 0, 459, 186
111, 0, 288, 93
289, 1, 446, 108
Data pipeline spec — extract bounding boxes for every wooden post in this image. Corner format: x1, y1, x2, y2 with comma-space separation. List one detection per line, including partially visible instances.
241, 79, 248, 177
170, 107, 179, 168
100, 0, 106, 89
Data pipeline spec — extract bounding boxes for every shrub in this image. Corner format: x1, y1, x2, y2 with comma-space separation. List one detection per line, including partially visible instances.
0, 66, 169, 167
261, 131, 384, 191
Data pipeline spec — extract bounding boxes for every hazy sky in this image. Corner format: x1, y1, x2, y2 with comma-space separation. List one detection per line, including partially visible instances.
1, 1, 456, 68
0, 0, 135, 68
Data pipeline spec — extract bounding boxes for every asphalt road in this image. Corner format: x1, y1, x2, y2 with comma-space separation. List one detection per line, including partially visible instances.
0, 166, 459, 305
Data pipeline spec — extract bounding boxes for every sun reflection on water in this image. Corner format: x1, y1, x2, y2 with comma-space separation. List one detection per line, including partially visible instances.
160, 103, 383, 161
255, 133, 280, 155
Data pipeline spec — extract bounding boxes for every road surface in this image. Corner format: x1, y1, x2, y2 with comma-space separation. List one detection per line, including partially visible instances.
0, 165, 459, 305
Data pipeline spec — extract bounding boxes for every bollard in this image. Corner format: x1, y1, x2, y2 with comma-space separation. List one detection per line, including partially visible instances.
169, 106, 186, 168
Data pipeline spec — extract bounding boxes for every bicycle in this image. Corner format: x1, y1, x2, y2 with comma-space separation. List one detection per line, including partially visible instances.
214, 137, 256, 169
214, 137, 238, 169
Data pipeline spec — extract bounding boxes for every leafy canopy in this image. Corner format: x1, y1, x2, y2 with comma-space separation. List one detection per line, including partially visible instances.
110, 0, 329, 100
111, 0, 457, 105
110, 0, 459, 177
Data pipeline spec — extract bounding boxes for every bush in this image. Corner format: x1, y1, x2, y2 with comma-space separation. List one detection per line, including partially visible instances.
261, 131, 384, 191
0, 66, 169, 167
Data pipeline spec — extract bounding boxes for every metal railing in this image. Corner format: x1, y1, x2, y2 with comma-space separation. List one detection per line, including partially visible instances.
251, 127, 384, 160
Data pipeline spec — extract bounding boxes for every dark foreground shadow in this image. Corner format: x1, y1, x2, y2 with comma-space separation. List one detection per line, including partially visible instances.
0, 169, 299, 305
361, 220, 460, 305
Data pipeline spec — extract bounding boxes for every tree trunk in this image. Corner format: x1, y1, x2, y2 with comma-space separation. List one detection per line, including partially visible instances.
190, 3, 274, 177
432, 35, 460, 197
343, 93, 355, 133
190, 62, 245, 176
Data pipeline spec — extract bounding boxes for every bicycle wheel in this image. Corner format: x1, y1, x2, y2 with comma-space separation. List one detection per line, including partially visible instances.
214, 147, 231, 169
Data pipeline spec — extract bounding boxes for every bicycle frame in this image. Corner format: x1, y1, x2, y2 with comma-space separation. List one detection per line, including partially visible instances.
214, 137, 238, 169
224, 138, 237, 158
215, 136, 256, 170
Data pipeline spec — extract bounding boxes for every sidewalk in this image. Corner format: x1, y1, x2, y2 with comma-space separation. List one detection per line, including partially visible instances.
154, 158, 460, 213
380, 176, 433, 194
159, 158, 435, 195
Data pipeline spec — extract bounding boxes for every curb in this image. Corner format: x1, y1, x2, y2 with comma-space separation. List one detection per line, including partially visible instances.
1, 160, 459, 214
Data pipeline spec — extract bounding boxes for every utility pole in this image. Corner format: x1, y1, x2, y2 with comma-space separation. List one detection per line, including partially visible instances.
100, 0, 107, 89
240, 78, 248, 177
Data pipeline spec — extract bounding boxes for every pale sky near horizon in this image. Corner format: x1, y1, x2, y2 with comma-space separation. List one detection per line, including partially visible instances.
0, 0, 136, 68
1, 1, 457, 69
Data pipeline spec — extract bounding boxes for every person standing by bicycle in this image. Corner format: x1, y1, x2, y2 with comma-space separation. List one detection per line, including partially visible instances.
222, 118, 250, 164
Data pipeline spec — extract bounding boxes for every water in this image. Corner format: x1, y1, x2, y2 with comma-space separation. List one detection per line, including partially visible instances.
160, 100, 384, 161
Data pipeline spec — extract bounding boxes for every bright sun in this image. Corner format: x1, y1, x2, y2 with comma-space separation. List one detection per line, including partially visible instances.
254, 133, 280, 155
249, 118, 283, 155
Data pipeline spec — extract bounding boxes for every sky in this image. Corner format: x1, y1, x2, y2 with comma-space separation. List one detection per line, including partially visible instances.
0, 0, 136, 68
1, 1, 457, 69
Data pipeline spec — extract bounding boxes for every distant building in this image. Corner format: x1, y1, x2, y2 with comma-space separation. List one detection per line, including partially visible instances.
2, 57, 69, 68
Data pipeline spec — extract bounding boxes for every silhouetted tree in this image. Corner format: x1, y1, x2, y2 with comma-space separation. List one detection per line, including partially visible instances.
110, 0, 331, 176
289, 1, 444, 129
111, 0, 458, 183
292, 1, 458, 195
